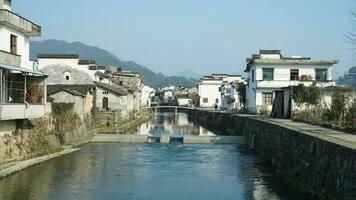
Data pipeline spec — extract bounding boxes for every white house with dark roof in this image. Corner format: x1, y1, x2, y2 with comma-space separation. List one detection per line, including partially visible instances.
37, 54, 99, 80
197, 74, 245, 108
245, 50, 338, 114
0, 0, 47, 133
95, 81, 136, 117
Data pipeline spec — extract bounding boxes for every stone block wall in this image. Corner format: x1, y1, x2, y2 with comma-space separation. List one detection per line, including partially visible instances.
182, 108, 356, 199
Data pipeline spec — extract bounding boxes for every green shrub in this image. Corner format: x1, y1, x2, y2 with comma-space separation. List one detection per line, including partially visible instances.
51, 102, 80, 134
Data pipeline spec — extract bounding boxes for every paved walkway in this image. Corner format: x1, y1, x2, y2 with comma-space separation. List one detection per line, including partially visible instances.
248, 115, 356, 149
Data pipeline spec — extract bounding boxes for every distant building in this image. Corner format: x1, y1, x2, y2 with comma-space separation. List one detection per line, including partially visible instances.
47, 84, 95, 118
220, 81, 244, 110
197, 74, 244, 108
157, 85, 176, 105
38, 54, 98, 80
0, 0, 47, 133
40, 64, 95, 118
174, 94, 191, 107
38, 54, 142, 115
112, 71, 142, 91
95, 81, 130, 115
245, 50, 338, 114
141, 85, 155, 107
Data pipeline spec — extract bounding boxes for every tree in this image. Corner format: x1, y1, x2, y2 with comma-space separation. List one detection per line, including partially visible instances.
237, 82, 246, 108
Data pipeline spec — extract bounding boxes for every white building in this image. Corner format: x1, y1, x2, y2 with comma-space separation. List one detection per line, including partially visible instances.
197, 74, 244, 108
141, 85, 155, 107
38, 54, 98, 80
245, 50, 338, 114
157, 85, 176, 105
220, 82, 245, 110
0, 0, 47, 133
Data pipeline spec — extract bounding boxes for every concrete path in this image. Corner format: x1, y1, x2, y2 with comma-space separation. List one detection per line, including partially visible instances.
0, 148, 80, 179
251, 116, 356, 149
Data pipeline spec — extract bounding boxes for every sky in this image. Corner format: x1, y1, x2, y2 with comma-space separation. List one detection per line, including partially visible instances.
12, 0, 356, 77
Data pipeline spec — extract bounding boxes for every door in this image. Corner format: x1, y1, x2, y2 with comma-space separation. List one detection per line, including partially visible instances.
102, 97, 108, 110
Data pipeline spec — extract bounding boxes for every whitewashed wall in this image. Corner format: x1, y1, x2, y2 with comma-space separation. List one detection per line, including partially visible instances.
0, 25, 32, 69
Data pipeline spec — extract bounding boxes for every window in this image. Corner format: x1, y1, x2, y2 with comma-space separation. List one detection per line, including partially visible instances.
215, 98, 219, 103
251, 69, 255, 82
290, 69, 299, 81
119, 81, 123, 86
10, 34, 17, 54
203, 98, 208, 103
102, 91, 109, 95
263, 68, 274, 81
63, 71, 71, 81
219, 87, 222, 92
315, 69, 327, 81
262, 92, 273, 105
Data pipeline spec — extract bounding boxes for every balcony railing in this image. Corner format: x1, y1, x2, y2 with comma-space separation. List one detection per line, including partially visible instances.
256, 80, 335, 88
0, 50, 20, 66
0, 9, 41, 36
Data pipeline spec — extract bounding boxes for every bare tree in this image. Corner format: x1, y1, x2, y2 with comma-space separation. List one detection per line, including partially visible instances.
346, 1, 356, 48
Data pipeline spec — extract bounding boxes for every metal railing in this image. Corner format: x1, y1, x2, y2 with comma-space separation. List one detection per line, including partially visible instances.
2, 79, 44, 104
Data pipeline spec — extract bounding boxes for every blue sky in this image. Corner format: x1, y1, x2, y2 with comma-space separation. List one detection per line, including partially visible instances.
13, 0, 355, 77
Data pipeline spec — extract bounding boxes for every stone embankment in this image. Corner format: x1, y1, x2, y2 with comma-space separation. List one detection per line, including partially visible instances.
0, 148, 80, 179
183, 108, 356, 200
0, 110, 149, 179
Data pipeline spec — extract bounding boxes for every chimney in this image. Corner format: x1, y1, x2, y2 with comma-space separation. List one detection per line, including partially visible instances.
0, 0, 12, 11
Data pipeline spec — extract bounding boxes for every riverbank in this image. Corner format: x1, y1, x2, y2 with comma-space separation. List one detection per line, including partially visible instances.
0, 110, 150, 179
94, 110, 151, 134
183, 108, 356, 200
0, 147, 80, 179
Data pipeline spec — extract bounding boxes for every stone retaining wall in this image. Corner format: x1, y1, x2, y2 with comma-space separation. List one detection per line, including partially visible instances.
181, 108, 356, 200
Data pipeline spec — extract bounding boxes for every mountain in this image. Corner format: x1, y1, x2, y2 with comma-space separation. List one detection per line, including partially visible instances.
337, 66, 356, 87
30, 39, 196, 88
177, 70, 202, 80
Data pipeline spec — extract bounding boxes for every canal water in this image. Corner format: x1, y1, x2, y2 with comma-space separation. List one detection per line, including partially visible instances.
0, 113, 314, 200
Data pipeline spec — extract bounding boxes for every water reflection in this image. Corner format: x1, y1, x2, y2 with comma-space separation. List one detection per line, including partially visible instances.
138, 112, 215, 137
0, 113, 315, 200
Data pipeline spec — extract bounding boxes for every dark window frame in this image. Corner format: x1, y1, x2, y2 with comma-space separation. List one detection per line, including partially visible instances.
290, 69, 299, 81
262, 92, 273, 105
10, 34, 17, 54
262, 68, 274, 81
315, 68, 328, 81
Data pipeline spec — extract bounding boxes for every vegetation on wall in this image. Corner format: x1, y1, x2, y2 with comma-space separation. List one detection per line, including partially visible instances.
51, 102, 80, 134
292, 84, 320, 106
292, 84, 356, 133
26, 85, 44, 104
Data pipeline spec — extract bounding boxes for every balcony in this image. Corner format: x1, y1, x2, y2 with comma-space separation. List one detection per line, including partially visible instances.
0, 104, 45, 120
0, 67, 46, 120
0, 9, 41, 36
0, 50, 20, 66
256, 80, 336, 88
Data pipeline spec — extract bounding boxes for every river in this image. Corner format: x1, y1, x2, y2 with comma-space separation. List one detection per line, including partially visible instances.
0, 112, 314, 200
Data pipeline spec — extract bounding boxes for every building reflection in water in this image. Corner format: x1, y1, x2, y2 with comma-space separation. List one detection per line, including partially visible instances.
138, 112, 215, 137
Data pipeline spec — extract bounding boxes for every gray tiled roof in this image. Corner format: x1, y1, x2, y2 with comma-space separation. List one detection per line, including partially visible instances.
47, 84, 94, 97
37, 54, 79, 59
95, 82, 129, 96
